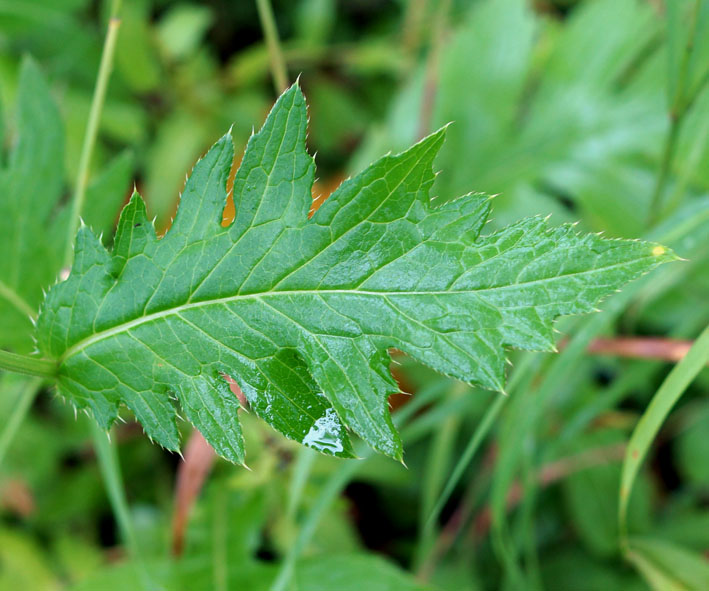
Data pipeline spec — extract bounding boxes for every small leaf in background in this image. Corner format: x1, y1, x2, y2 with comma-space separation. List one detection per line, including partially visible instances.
156, 4, 212, 62
0, 58, 132, 352
627, 537, 709, 591
676, 402, 709, 485
294, 554, 430, 591
143, 110, 214, 230
82, 150, 134, 244
562, 430, 652, 557
0, 58, 64, 352
37, 84, 674, 464
114, 0, 161, 93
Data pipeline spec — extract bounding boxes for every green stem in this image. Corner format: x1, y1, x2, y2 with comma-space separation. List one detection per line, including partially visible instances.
91, 422, 151, 589
0, 377, 42, 469
256, 0, 288, 93
212, 483, 228, 591
417, 0, 450, 139
287, 446, 316, 520
647, 115, 682, 226
419, 353, 536, 553
0, 350, 57, 378
402, 0, 428, 67
63, 0, 123, 267
647, 0, 701, 226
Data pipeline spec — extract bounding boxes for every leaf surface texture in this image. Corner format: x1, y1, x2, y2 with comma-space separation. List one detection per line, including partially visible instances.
38, 85, 674, 462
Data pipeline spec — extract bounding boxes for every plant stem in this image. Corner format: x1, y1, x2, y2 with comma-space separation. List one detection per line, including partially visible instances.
647, 114, 682, 227
583, 336, 696, 363
0, 350, 57, 378
0, 377, 42, 469
402, 0, 428, 67
63, 0, 123, 267
171, 429, 216, 557
647, 0, 701, 226
91, 423, 137, 549
256, 0, 288, 93
91, 422, 151, 589
417, 0, 450, 140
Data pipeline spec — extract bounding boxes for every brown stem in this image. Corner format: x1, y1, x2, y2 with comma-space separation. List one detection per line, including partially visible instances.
581, 337, 694, 363
392, 336, 696, 367
171, 378, 246, 556
417, 0, 450, 140
171, 430, 217, 557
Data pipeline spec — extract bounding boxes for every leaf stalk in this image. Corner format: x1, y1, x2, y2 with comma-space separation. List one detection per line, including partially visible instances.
0, 350, 57, 378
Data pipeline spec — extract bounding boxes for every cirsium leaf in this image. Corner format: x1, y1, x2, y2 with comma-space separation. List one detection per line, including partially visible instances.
37, 84, 675, 463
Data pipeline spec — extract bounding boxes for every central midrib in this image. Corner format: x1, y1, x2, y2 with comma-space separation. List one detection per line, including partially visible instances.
57, 255, 642, 363
59, 287, 444, 362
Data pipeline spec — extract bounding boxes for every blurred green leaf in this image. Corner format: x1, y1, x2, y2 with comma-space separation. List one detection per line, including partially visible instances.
115, 0, 161, 93
83, 150, 133, 243
0, 528, 58, 591
675, 402, 709, 484
0, 58, 64, 352
562, 431, 652, 557
627, 537, 709, 591
156, 4, 212, 62
294, 554, 431, 591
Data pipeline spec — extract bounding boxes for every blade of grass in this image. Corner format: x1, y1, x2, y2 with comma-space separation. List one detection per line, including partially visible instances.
662, 95, 709, 217
619, 322, 709, 548
0, 377, 41, 469
0, 279, 36, 320
212, 482, 228, 591
271, 455, 362, 591
64, 0, 123, 267
416, 389, 462, 566
256, 0, 288, 93
519, 444, 542, 591
421, 353, 538, 542
287, 446, 317, 520
90, 422, 152, 589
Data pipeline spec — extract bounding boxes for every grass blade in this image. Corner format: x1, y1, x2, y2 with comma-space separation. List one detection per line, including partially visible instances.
619, 322, 709, 545
0, 377, 41, 469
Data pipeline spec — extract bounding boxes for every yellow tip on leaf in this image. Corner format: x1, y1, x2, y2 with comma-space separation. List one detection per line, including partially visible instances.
651, 245, 666, 257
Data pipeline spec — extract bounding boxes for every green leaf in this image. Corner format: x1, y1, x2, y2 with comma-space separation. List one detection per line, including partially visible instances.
0, 59, 133, 353
83, 150, 134, 244
37, 84, 675, 464
0, 58, 64, 353
294, 554, 431, 591
626, 537, 709, 591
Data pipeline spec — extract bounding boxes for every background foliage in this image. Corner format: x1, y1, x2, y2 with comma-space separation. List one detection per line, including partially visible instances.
0, 0, 708, 589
